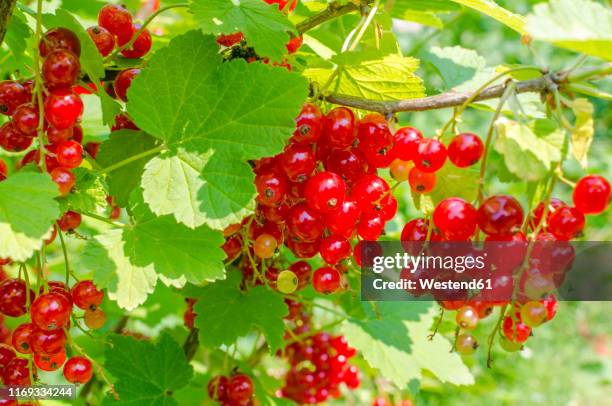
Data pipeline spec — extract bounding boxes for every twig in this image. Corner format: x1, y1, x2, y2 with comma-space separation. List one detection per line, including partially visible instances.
0, 0, 17, 46
296, 1, 374, 35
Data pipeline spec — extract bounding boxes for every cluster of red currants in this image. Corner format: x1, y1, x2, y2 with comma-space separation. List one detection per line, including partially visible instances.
207, 372, 255, 406
0, 277, 104, 387
279, 310, 359, 404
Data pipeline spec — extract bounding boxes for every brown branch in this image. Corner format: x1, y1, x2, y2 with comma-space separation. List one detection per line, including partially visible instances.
0, 0, 17, 46
296, 1, 374, 35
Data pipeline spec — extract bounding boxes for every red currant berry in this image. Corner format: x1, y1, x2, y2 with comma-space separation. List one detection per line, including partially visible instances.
447, 132, 484, 168
112, 113, 139, 131
47, 125, 73, 144
63, 356, 93, 384
11, 322, 36, 354
540, 293, 558, 321
207, 375, 229, 401
379, 194, 398, 221
401, 218, 433, 242
530, 198, 566, 230
414, 138, 447, 172
280, 143, 316, 182
292, 103, 323, 143
39, 27, 81, 57
350, 174, 389, 212
433, 197, 478, 240
120, 24, 152, 58
0, 343, 16, 369
502, 315, 531, 343
50, 167, 76, 196
319, 235, 351, 265
34, 349, 67, 371
287, 203, 324, 242
30, 327, 66, 355
12, 103, 39, 136
477, 195, 524, 236
357, 113, 392, 151
573, 175, 611, 215
312, 266, 341, 294
286, 237, 320, 259
71, 280, 104, 311
255, 170, 288, 206
222, 235, 242, 261
113, 68, 140, 102
87, 26, 115, 56
455, 306, 479, 329
57, 211, 82, 231
30, 292, 72, 331
289, 261, 312, 289
361, 144, 396, 169
0, 159, 7, 181
408, 167, 436, 193
264, 0, 298, 12
98, 4, 133, 39
323, 107, 356, 148
357, 211, 385, 240
325, 148, 367, 184
325, 199, 360, 237
0, 81, 28, 116
55, 140, 83, 168
3, 357, 32, 385
393, 127, 423, 161
0, 279, 33, 317
286, 35, 303, 54
216, 32, 244, 47
304, 171, 346, 213
0, 122, 33, 152
227, 373, 254, 403
548, 206, 585, 240
42, 49, 81, 88
44, 89, 84, 130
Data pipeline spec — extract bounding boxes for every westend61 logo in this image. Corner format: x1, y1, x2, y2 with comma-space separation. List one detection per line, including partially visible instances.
360, 241, 612, 302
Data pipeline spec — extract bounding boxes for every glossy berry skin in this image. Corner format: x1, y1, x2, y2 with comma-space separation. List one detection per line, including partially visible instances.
323, 107, 356, 148
408, 167, 436, 193
357, 212, 385, 240
56, 140, 83, 168
433, 198, 478, 240
84, 308, 106, 330
57, 211, 81, 231
39, 27, 81, 57
312, 266, 341, 294
216, 32, 244, 47
414, 138, 447, 173
393, 127, 423, 161
0, 81, 29, 116
42, 49, 81, 88
44, 89, 84, 130
227, 374, 254, 403
548, 206, 585, 240
447, 132, 484, 168
30, 327, 66, 355
573, 175, 611, 215
361, 143, 396, 168
325, 148, 367, 184
319, 235, 351, 265
113, 68, 140, 102
292, 103, 323, 143
63, 356, 93, 384
304, 172, 346, 213
0, 279, 32, 317
87, 26, 115, 56
350, 174, 389, 212
255, 171, 288, 206
253, 234, 277, 259
477, 195, 524, 236
455, 306, 479, 330
401, 218, 436, 242
287, 203, 324, 242
357, 114, 392, 151
325, 199, 360, 237
11, 323, 36, 354
503, 315, 531, 343
71, 280, 104, 310
120, 24, 152, 58
0, 344, 16, 369
0, 122, 33, 152
280, 143, 316, 181
98, 4, 133, 39
34, 349, 66, 371
3, 357, 31, 385
50, 167, 76, 196
530, 198, 566, 230
12, 103, 39, 136
207, 375, 229, 401
31, 292, 72, 331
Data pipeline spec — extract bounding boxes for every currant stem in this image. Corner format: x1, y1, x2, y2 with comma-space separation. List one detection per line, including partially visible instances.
56, 225, 71, 286
296, 1, 374, 35
486, 304, 507, 368
33, 0, 47, 172
97, 145, 164, 175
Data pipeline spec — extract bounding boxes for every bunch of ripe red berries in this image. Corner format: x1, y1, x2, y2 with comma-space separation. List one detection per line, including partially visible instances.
207, 372, 255, 406
0, 276, 104, 386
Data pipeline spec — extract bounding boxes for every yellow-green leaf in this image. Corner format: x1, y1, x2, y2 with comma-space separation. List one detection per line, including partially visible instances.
450, 0, 526, 34
571, 98, 594, 168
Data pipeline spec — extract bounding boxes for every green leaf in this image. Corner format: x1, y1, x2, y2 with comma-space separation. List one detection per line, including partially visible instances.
97, 131, 159, 207
570, 98, 594, 168
57, 168, 107, 214
191, 0, 295, 61
81, 229, 158, 311
4, 8, 32, 62
450, 0, 526, 34
124, 189, 226, 284
128, 30, 307, 230
99, 90, 123, 127
305, 54, 425, 101
427, 46, 487, 90
0, 173, 59, 262
392, 0, 460, 13
194, 275, 288, 353
494, 118, 563, 182
526, 0, 612, 61
104, 332, 193, 405
341, 303, 473, 388
428, 161, 479, 204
